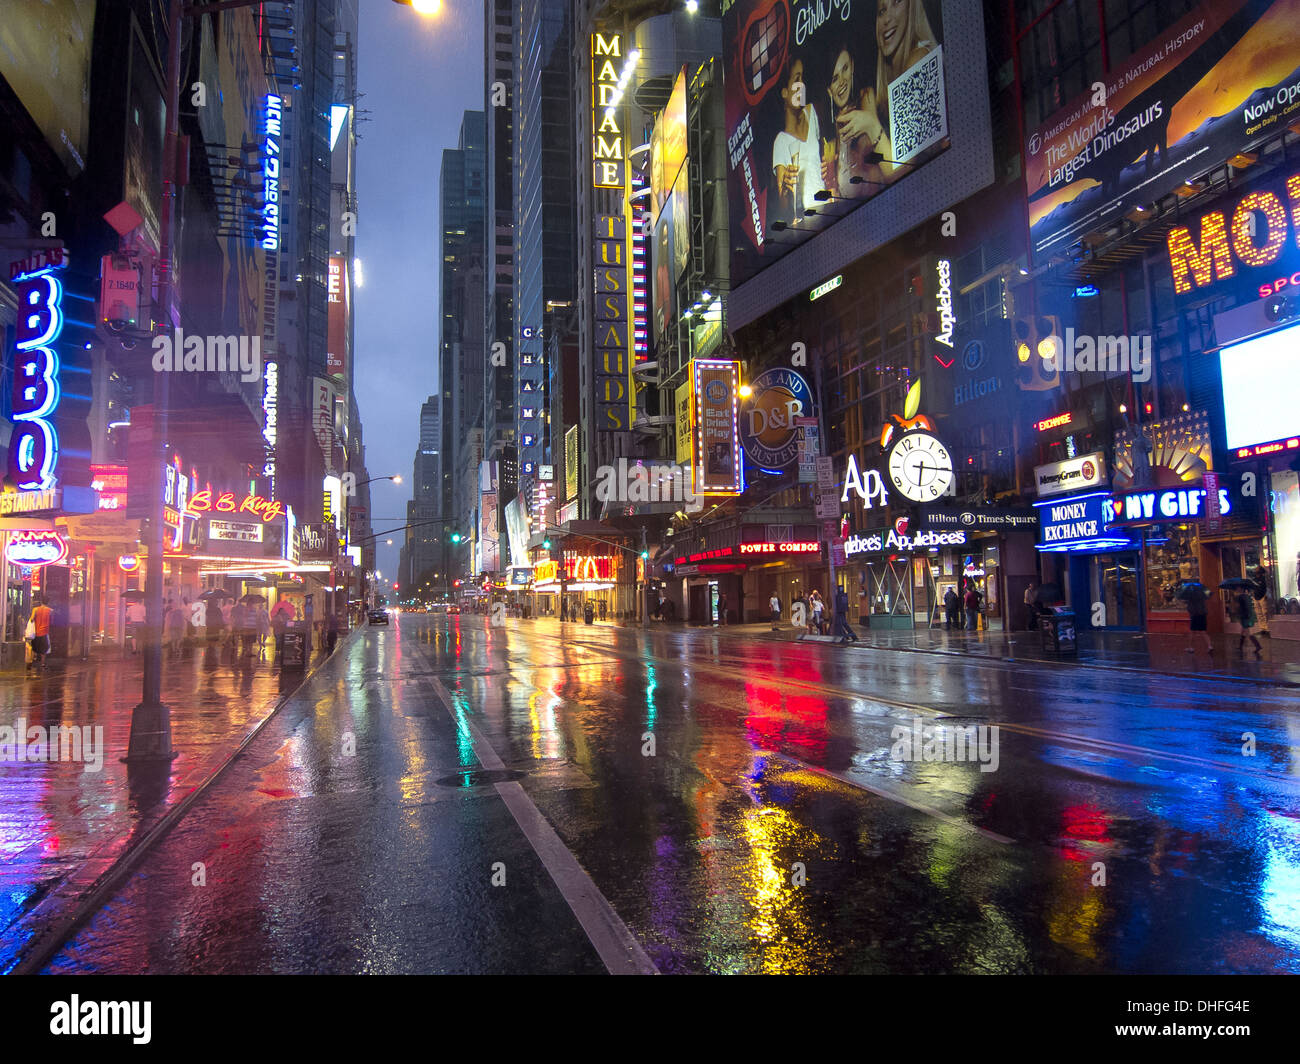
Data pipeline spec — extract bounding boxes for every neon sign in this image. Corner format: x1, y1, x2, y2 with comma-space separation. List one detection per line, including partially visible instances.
1167, 169, 1300, 295
737, 541, 820, 554
5, 530, 68, 567
1036, 411, 1072, 432
186, 490, 285, 522
1107, 485, 1232, 525
591, 34, 627, 188
261, 95, 282, 251
118, 555, 140, 573
9, 266, 65, 491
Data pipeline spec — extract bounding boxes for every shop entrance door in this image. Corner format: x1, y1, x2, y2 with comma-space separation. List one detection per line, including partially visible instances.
866, 559, 913, 629
1089, 551, 1141, 629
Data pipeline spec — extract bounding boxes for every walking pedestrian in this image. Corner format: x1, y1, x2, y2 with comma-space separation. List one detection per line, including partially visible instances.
256, 603, 272, 660
810, 590, 825, 635
769, 591, 782, 630
964, 584, 981, 633
326, 611, 340, 654
124, 598, 145, 653
164, 598, 186, 657
943, 586, 959, 630
230, 599, 248, 656
1024, 582, 1039, 631
716, 591, 727, 626
1234, 589, 1264, 657
832, 585, 859, 644
1252, 572, 1271, 638
1178, 581, 1213, 656
27, 596, 53, 673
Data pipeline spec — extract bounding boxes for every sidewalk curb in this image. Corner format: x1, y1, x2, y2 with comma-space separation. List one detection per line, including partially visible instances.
5, 627, 362, 975
743, 629, 1300, 691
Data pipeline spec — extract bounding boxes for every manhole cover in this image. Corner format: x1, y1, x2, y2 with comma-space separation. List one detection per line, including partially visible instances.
434, 769, 526, 788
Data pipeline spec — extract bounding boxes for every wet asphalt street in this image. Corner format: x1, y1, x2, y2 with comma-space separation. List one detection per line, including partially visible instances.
45, 613, 1300, 974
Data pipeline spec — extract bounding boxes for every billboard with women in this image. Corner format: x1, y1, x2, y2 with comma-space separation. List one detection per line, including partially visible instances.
722, 0, 949, 285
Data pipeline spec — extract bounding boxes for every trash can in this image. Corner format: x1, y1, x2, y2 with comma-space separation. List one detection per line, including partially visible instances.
1039, 606, 1077, 655
583, 603, 594, 625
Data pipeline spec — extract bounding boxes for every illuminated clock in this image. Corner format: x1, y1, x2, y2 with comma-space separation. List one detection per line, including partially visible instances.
887, 432, 954, 501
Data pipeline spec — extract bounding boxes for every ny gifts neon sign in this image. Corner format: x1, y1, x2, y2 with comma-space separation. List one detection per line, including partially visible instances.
9, 265, 66, 491
186, 490, 285, 522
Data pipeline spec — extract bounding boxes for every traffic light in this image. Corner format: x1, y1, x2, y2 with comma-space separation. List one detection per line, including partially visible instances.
449, 531, 462, 544
1013, 314, 1061, 392
640, 550, 649, 560
542, 538, 551, 549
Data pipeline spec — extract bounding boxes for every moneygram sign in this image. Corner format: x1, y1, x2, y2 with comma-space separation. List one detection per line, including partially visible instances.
1034, 452, 1107, 498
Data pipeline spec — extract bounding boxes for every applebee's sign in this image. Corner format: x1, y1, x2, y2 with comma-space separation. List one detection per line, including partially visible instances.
840, 455, 889, 508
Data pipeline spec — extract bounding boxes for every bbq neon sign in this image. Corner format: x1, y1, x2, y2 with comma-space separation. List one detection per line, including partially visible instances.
9, 265, 66, 491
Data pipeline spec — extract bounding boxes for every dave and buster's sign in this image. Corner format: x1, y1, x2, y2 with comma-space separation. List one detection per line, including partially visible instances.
740, 368, 812, 470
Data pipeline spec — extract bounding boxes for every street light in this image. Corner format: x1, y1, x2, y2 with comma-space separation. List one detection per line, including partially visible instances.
357, 473, 401, 488
391, 0, 441, 12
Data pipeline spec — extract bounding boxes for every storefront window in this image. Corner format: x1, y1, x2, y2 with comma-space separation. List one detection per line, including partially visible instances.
1143, 525, 1200, 613
1270, 471, 1300, 610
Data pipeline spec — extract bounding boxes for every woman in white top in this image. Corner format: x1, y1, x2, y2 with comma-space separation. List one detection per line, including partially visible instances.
771, 58, 822, 227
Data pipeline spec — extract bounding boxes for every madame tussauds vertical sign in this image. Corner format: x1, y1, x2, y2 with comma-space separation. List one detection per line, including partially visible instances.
595, 215, 629, 430
592, 34, 626, 188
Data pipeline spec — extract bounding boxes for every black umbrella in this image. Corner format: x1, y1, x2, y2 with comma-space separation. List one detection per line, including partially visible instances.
121, 589, 145, 602
198, 588, 233, 602
241, 593, 267, 603
1218, 578, 1255, 590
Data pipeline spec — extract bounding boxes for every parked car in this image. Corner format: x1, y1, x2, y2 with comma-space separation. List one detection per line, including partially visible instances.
367, 609, 389, 625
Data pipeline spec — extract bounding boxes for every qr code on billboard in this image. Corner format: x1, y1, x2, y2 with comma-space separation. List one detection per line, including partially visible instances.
887, 46, 948, 164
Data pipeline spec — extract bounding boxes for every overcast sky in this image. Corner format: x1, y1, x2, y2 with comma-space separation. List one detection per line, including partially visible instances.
354, 2, 483, 584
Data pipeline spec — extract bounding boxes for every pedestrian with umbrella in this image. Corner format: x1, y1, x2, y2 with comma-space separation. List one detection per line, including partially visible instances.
199, 589, 227, 655
1178, 580, 1212, 656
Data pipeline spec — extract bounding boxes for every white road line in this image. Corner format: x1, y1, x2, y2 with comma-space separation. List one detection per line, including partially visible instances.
426, 675, 658, 976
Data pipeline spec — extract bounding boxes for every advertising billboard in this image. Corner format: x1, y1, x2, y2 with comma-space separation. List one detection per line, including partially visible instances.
651, 67, 689, 223
1025, 0, 1300, 260
1219, 321, 1300, 452
723, 0, 949, 285
0, 1, 94, 175
327, 256, 349, 376
693, 360, 743, 495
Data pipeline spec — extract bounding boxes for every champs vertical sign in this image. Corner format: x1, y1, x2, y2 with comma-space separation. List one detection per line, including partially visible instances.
592, 34, 625, 188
